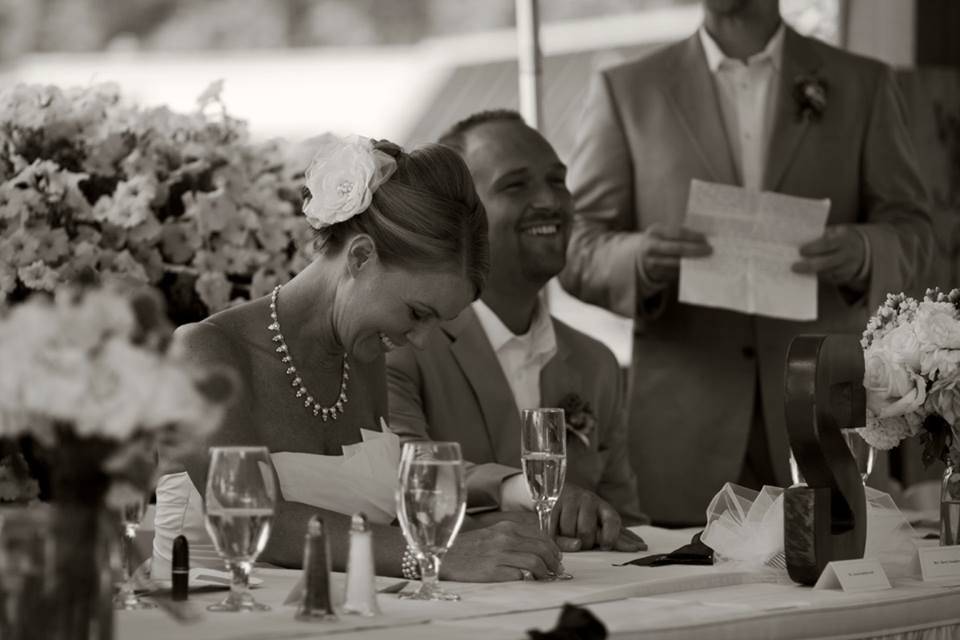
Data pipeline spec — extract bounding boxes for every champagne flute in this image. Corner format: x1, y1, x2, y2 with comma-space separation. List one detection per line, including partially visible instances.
204, 446, 276, 612
113, 491, 156, 610
521, 408, 573, 581
396, 441, 466, 601
843, 430, 876, 486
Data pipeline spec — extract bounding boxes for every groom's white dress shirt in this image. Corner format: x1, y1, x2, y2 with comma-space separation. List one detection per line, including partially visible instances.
471, 298, 557, 414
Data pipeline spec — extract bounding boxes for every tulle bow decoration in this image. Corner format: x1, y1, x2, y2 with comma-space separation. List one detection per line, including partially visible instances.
701, 483, 919, 579
701, 483, 786, 571
302, 133, 398, 229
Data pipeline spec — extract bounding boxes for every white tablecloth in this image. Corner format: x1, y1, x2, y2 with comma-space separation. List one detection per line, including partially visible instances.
118, 526, 960, 640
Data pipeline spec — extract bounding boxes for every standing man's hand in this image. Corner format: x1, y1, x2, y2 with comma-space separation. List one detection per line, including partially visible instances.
792, 225, 868, 289
639, 223, 712, 286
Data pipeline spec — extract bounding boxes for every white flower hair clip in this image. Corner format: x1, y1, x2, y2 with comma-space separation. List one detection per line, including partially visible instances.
301, 133, 398, 230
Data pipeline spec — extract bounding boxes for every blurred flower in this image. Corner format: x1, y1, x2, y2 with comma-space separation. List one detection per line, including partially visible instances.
195, 270, 231, 312
0, 285, 235, 496
0, 82, 305, 317
18, 260, 58, 291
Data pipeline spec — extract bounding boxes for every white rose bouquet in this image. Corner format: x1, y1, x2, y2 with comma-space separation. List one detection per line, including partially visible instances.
860, 289, 960, 467
0, 284, 235, 505
0, 82, 312, 321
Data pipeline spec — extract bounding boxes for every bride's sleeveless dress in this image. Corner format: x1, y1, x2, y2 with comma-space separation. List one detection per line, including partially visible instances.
152, 312, 392, 578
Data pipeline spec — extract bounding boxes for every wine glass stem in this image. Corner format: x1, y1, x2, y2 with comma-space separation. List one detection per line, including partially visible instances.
417, 554, 440, 594
229, 560, 252, 604
121, 525, 136, 589
535, 504, 552, 536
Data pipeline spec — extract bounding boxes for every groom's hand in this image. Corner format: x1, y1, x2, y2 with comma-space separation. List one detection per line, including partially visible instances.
792, 224, 868, 288
551, 483, 623, 551
639, 223, 712, 286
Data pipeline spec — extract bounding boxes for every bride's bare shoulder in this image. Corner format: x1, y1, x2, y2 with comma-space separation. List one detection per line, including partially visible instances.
173, 298, 268, 369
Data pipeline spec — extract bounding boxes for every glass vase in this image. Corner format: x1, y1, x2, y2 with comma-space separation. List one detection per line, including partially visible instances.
45, 434, 117, 640
49, 501, 116, 640
942, 463, 960, 547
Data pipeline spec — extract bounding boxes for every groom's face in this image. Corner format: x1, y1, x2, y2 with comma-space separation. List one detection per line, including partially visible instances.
461, 120, 572, 290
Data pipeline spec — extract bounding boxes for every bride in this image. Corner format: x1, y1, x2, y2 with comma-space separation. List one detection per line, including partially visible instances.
155, 134, 561, 582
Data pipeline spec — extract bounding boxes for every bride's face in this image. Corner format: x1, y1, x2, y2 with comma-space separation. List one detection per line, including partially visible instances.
339, 254, 474, 363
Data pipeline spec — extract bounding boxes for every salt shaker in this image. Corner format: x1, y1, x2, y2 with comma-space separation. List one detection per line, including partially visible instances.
341, 512, 381, 616
296, 516, 338, 622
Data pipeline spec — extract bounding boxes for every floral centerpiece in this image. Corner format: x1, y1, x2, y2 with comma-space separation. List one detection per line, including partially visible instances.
860, 288, 960, 466
860, 288, 960, 546
0, 82, 313, 323
0, 283, 235, 639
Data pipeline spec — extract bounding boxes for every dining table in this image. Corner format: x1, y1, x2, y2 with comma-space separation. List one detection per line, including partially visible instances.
120, 525, 960, 640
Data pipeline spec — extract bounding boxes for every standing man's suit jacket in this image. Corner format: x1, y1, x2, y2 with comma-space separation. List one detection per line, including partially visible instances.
560, 27, 933, 525
386, 307, 646, 525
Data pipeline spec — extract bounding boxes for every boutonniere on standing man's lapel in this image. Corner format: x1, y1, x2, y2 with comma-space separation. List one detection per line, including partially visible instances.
793, 75, 828, 122
558, 393, 598, 447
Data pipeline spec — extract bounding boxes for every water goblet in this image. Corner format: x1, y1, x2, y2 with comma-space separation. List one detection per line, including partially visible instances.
521, 408, 573, 581
113, 491, 156, 610
396, 441, 466, 601
204, 446, 276, 612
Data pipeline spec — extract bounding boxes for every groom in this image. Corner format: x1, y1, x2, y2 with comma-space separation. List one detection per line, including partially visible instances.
387, 111, 646, 552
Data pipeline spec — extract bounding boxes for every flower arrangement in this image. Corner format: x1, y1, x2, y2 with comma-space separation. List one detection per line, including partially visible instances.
0, 82, 313, 323
860, 288, 960, 467
0, 283, 235, 504
558, 393, 598, 447
793, 75, 827, 122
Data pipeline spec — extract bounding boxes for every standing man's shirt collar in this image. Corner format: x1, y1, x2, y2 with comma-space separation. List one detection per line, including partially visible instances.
698, 22, 786, 73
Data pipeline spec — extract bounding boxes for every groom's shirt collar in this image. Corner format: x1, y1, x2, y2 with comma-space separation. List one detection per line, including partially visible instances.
472, 297, 557, 413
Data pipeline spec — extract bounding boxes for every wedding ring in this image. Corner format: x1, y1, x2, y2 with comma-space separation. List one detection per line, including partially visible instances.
519, 569, 534, 581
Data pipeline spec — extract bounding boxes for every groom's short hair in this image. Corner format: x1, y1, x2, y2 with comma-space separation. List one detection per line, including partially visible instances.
438, 109, 525, 155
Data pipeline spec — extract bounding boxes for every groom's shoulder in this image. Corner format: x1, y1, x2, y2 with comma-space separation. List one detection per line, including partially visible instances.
551, 316, 619, 373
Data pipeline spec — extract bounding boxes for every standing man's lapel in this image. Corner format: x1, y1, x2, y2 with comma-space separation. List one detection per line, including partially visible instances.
764, 27, 824, 191
666, 33, 740, 186
444, 308, 522, 465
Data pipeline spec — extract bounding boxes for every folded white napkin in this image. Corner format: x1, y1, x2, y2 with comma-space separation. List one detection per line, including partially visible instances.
271, 424, 400, 525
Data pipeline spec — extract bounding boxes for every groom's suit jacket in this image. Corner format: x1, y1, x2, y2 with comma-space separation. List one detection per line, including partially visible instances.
386, 307, 646, 525
559, 26, 933, 525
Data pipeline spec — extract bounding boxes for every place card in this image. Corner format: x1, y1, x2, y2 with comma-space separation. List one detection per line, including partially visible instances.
813, 558, 891, 592
918, 545, 960, 582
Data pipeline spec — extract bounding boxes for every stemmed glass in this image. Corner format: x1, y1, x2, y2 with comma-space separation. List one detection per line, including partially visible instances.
113, 491, 156, 610
521, 408, 573, 581
843, 430, 876, 486
396, 441, 466, 601
204, 446, 276, 612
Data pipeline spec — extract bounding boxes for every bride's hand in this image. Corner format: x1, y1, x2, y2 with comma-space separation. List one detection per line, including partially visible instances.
441, 521, 562, 582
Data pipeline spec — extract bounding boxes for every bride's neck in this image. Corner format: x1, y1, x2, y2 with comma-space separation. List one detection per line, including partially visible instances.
274, 259, 344, 368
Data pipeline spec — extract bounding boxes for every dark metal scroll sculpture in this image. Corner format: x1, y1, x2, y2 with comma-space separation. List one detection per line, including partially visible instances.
783, 334, 867, 585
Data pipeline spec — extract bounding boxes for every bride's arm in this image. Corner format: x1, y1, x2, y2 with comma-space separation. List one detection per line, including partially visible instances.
260, 500, 404, 575
264, 500, 564, 583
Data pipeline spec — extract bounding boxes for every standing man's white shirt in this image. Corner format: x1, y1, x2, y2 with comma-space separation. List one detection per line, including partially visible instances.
699, 23, 785, 190
472, 298, 558, 511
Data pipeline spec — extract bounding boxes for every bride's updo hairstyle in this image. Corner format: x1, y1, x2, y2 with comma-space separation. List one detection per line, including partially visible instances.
309, 140, 489, 298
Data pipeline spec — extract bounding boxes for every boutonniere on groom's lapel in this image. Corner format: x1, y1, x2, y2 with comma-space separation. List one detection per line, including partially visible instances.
792, 75, 828, 122
558, 393, 598, 447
